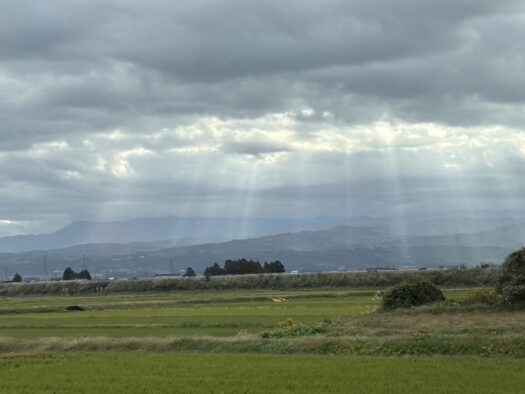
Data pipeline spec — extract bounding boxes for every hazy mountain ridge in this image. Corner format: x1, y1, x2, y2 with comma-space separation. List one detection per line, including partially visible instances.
385, 223, 525, 249
401, 217, 524, 236
0, 217, 522, 277
0, 217, 235, 253
1, 215, 523, 254
0, 216, 379, 254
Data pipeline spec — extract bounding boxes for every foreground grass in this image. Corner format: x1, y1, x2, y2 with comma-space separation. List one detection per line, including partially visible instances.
0, 353, 523, 394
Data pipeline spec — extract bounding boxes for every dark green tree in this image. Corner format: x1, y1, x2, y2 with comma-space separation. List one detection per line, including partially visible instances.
263, 260, 285, 273
63, 267, 75, 281
497, 247, 525, 303
184, 267, 196, 277
12, 273, 22, 282
204, 263, 226, 276
78, 269, 92, 280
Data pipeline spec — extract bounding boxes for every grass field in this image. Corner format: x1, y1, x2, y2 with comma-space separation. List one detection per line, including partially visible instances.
0, 353, 523, 394
1, 287, 524, 392
0, 288, 470, 338
1, 287, 523, 359
0, 289, 378, 338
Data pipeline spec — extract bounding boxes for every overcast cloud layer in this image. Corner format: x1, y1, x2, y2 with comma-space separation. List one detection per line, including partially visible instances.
1, 0, 525, 236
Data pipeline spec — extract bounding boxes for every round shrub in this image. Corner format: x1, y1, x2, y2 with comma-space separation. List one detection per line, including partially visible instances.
381, 277, 445, 310
497, 247, 525, 303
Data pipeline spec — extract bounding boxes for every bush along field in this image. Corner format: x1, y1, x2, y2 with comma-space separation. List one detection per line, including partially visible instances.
2, 250, 525, 392
0, 265, 500, 296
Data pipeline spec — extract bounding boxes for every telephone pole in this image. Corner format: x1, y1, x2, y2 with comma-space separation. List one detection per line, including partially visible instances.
42, 255, 48, 278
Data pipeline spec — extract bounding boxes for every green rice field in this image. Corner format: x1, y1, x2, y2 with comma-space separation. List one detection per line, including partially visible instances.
0, 289, 378, 338
0, 353, 523, 394
0, 288, 469, 338
1, 287, 524, 393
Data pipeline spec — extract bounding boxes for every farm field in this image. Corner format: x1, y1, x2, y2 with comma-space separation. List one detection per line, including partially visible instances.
0, 288, 468, 338
0, 353, 524, 394
1, 287, 525, 392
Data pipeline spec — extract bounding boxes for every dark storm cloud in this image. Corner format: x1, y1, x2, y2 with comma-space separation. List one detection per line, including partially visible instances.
0, 0, 524, 235
2, 1, 523, 116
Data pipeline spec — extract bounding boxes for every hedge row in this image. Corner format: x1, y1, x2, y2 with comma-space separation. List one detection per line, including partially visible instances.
0, 267, 499, 296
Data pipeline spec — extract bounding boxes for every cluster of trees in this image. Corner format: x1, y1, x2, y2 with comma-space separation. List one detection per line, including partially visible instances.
183, 267, 196, 277
262, 261, 286, 273
497, 247, 525, 303
203, 259, 285, 277
63, 267, 92, 281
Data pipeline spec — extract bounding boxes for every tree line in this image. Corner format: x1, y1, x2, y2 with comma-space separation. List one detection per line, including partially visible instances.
63, 267, 92, 280
0, 266, 500, 296
203, 259, 285, 277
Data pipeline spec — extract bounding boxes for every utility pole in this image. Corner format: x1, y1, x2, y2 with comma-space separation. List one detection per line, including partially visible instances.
169, 257, 174, 274
42, 255, 48, 278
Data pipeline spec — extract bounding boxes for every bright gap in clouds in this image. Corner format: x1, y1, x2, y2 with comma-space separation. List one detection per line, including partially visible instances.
1, 115, 525, 236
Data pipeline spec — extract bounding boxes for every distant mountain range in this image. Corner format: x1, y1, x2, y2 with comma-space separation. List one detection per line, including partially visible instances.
1, 215, 522, 254
0, 216, 381, 254
0, 215, 524, 278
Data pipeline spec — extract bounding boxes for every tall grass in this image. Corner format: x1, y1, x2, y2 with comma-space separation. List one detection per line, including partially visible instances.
0, 333, 524, 357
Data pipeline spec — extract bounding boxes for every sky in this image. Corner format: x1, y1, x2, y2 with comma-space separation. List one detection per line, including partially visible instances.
0, 0, 524, 236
